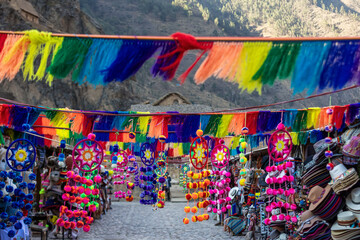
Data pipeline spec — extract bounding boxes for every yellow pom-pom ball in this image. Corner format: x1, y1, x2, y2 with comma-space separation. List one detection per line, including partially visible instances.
198, 215, 204, 222
240, 169, 247, 176
192, 173, 199, 180
203, 214, 209, 220
108, 170, 114, 176
191, 207, 198, 214
183, 218, 190, 224
240, 157, 247, 164
239, 153, 245, 158
241, 142, 248, 149
239, 179, 246, 186
196, 129, 203, 137
191, 216, 198, 222
159, 135, 166, 143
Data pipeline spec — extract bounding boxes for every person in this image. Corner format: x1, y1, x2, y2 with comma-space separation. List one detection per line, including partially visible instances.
165, 174, 171, 201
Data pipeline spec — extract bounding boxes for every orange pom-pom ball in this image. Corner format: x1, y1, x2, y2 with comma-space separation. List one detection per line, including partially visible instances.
76, 221, 84, 228
204, 179, 210, 186
203, 214, 209, 220
186, 182, 193, 189
191, 193, 198, 200
191, 207, 198, 213
198, 192, 204, 198
205, 191, 210, 198
187, 171, 194, 178
184, 206, 191, 213
203, 200, 210, 208
191, 216, 198, 222
196, 129, 203, 137
198, 215, 204, 222
183, 218, 190, 224
185, 194, 192, 201
192, 173, 199, 180
198, 202, 204, 208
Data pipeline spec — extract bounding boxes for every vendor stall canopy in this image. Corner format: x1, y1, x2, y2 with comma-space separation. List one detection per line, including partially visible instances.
1, 30, 360, 94
0, 97, 359, 156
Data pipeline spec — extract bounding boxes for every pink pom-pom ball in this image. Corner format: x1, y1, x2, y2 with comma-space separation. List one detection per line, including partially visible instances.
211, 200, 217, 205
291, 217, 298, 223
66, 171, 75, 178
225, 172, 231, 177
221, 179, 226, 185
215, 170, 220, 175
213, 189, 218, 194
264, 218, 271, 225
126, 174, 130, 178
286, 162, 293, 168
285, 215, 291, 221
225, 178, 231, 183
218, 183, 224, 189
207, 207, 212, 212
209, 190, 214, 195
219, 199, 225, 204
271, 166, 277, 172
120, 176, 125, 180
277, 178, 284, 184
277, 201, 283, 208
278, 189, 284, 195
289, 176, 295, 182
272, 177, 278, 184
84, 188, 91, 195
213, 208, 218, 213
226, 197, 231, 202
266, 166, 272, 172
266, 206, 273, 212
289, 188, 295, 195
266, 188, 273, 195
221, 207, 227, 213
226, 204, 231, 210
266, 178, 273, 184
279, 214, 285, 221
94, 175, 102, 183
284, 190, 290, 197
284, 203, 290, 209
291, 204, 297, 210
271, 202, 277, 208
277, 165, 283, 171
217, 211, 222, 215
87, 133, 96, 140
274, 190, 280, 196
271, 215, 278, 221
226, 187, 231, 192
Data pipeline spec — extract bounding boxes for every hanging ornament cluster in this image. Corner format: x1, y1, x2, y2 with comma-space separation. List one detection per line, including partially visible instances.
153, 135, 168, 210
325, 108, 335, 171
264, 123, 298, 226
56, 133, 103, 233
238, 127, 249, 187
183, 130, 211, 224
139, 143, 157, 205
0, 170, 36, 238
111, 146, 132, 200
208, 139, 232, 217
180, 164, 190, 193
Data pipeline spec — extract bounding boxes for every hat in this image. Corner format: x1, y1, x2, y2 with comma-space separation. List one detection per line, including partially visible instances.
303, 161, 331, 188
309, 185, 332, 211
342, 136, 360, 165
228, 187, 239, 200
297, 210, 323, 233
312, 138, 338, 163
346, 187, 360, 211
330, 166, 359, 194
331, 211, 360, 231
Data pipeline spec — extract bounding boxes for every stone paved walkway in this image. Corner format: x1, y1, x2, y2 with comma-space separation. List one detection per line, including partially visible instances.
79, 201, 245, 240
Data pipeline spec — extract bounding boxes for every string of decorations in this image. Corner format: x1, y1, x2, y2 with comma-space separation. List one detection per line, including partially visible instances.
0, 30, 360, 94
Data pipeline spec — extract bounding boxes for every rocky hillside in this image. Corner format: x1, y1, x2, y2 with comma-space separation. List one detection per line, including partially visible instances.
0, 0, 359, 112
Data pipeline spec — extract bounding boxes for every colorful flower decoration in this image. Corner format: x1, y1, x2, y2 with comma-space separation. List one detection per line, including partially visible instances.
211, 142, 230, 169
154, 152, 167, 177
111, 149, 128, 168
140, 143, 155, 166
268, 123, 292, 162
72, 133, 104, 172
6, 139, 36, 172
190, 131, 208, 170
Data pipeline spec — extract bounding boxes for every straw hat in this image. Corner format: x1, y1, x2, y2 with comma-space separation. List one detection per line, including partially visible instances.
330, 165, 359, 194
346, 188, 360, 211
331, 211, 360, 231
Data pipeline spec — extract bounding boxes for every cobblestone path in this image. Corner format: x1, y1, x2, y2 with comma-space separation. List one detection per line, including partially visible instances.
80, 201, 245, 240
